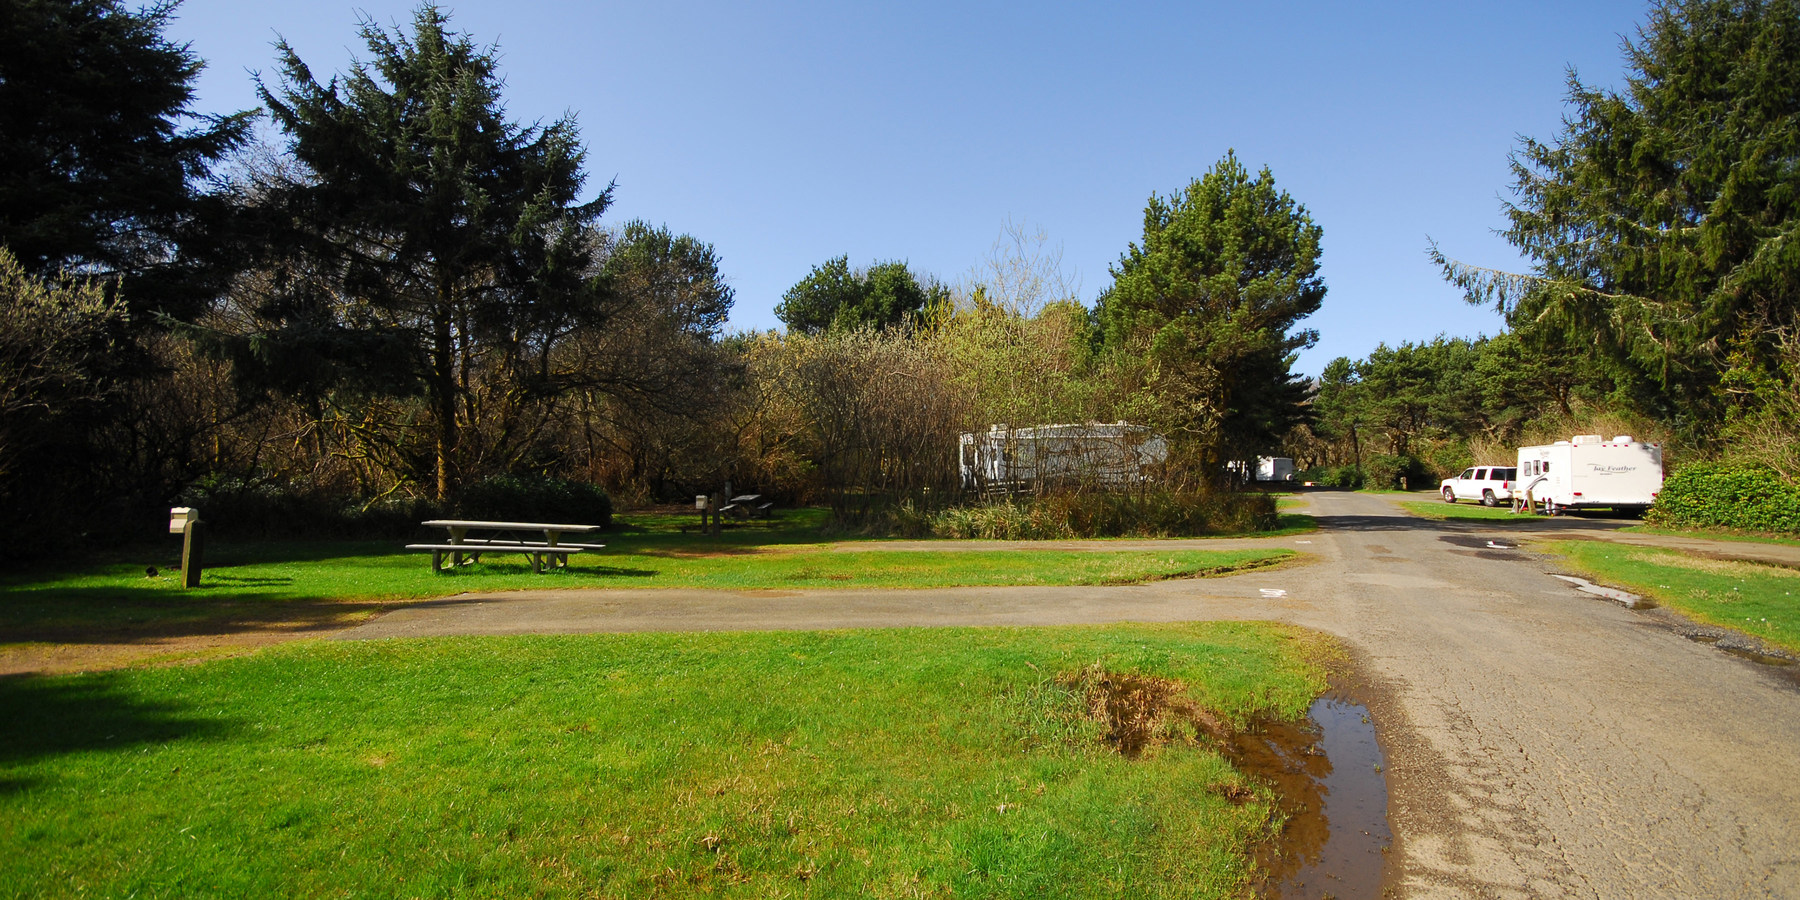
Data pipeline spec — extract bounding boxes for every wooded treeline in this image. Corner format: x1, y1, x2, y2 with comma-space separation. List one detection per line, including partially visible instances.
3, 0, 1798, 548
1290, 0, 1800, 496
0, 3, 1322, 548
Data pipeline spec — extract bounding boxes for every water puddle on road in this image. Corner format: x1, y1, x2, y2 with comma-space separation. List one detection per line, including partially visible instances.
1230, 696, 1392, 899
1724, 646, 1796, 667
1687, 635, 1797, 667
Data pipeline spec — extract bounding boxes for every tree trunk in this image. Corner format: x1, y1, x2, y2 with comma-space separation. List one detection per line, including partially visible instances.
432, 298, 458, 502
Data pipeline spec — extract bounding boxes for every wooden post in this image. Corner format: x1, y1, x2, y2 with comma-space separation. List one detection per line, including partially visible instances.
170, 507, 205, 588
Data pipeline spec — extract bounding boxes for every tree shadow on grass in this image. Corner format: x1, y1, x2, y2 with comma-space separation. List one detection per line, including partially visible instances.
0, 595, 397, 647
578, 566, 657, 579
0, 673, 238, 793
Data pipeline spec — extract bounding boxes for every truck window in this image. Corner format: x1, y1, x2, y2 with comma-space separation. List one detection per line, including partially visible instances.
1501, 468, 1516, 480
1460, 468, 1476, 480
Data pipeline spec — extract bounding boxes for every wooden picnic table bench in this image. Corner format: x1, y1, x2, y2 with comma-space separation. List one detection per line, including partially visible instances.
728, 494, 776, 519
407, 519, 604, 574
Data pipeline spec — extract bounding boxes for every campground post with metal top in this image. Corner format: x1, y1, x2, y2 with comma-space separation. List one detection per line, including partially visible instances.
169, 507, 204, 588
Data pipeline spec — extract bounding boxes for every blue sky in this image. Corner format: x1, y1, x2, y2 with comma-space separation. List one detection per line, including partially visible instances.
169, 0, 1650, 376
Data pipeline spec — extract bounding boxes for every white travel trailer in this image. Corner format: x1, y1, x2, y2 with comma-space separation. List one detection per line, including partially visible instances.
1257, 457, 1297, 483
1514, 435, 1664, 514
959, 423, 1168, 491
1226, 457, 1298, 482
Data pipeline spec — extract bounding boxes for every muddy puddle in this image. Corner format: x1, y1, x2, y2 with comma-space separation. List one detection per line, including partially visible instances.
1686, 635, 1796, 667
1230, 696, 1392, 899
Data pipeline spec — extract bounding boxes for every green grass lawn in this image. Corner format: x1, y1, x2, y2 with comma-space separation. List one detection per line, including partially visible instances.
1546, 540, 1800, 654
0, 512, 1294, 644
0, 623, 1332, 899
1621, 525, 1800, 547
0, 546, 1292, 638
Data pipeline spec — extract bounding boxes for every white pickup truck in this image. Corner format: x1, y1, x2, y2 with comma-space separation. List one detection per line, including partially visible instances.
1440, 465, 1517, 506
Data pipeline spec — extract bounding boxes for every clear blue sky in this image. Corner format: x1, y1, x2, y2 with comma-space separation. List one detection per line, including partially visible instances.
169, 0, 1649, 376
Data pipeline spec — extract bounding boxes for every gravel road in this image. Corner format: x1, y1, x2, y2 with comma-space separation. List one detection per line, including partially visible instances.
341, 491, 1800, 897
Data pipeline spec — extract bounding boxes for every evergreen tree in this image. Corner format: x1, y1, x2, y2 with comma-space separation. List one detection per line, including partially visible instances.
1097, 151, 1325, 468
0, 0, 251, 319
249, 5, 610, 499
1436, 0, 1800, 434
775, 256, 948, 334
1356, 338, 1479, 458
599, 221, 734, 340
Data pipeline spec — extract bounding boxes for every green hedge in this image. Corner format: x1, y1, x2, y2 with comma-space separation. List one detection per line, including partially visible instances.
1362, 454, 1435, 491
177, 473, 613, 540
1644, 463, 1800, 534
1295, 465, 1364, 489
176, 476, 445, 540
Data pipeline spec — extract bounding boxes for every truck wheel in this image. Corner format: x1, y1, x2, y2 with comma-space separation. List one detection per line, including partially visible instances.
1442, 487, 1456, 503
1482, 490, 1498, 507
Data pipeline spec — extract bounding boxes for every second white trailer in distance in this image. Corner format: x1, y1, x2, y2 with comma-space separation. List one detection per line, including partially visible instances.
1514, 435, 1663, 513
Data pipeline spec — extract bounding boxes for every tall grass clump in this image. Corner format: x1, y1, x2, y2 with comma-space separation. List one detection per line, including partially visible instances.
926, 490, 1276, 539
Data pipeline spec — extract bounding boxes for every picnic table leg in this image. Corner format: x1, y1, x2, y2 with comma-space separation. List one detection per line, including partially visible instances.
449, 526, 468, 567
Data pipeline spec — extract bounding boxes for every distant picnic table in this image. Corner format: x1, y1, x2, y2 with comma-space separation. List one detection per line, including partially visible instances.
406, 519, 605, 573
721, 494, 775, 520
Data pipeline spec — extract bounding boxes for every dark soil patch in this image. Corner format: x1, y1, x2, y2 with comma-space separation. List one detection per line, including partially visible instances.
1056, 667, 1393, 898
1059, 665, 1227, 757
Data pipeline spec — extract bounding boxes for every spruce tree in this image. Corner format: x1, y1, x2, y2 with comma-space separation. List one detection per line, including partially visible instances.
1438, 0, 1800, 432
251, 5, 610, 499
1097, 151, 1325, 470
0, 0, 251, 319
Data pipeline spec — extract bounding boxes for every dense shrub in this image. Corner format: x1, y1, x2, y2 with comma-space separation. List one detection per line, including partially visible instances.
1362, 454, 1435, 490
1644, 463, 1800, 534
176, 472, 613, 539
456, 474, 613, 527
176, 476, 444, 540
1295, 465, 1363, 489
905, 490, 1278, 540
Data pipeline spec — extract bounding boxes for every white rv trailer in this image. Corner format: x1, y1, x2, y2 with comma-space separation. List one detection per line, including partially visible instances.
1257, 457, 1296, 482
959, 423, 1168, 491
1225, 457, 1298, 482
1514, 435, 1663, 513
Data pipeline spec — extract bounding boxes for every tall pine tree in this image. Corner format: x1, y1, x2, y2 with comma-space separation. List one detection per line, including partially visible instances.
250, 5, 611, 499
1437, 0, 1800, 434
0, 0, 251, 319
1097, 151, 1325, 472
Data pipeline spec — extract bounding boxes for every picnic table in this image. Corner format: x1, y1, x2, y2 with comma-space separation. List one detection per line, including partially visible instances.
406, 519, 605, 574
720, 494, 775, 520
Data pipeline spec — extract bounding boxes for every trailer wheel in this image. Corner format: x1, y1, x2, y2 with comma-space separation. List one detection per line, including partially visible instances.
1481, 489, 1499, 507
1442, 487, 1456, 503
